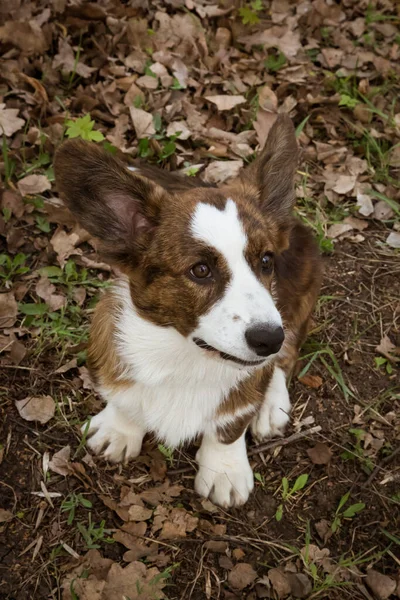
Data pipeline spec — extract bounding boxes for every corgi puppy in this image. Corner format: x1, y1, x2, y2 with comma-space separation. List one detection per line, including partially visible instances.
54, 115, 322, 508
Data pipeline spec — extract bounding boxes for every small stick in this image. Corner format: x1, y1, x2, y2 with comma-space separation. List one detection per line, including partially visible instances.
363, 446, 400, 488
248, 425, 322, 456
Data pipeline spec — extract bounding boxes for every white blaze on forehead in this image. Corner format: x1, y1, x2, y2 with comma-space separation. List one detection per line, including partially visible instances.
190, 198, 283, 362
191, 199, 247, 262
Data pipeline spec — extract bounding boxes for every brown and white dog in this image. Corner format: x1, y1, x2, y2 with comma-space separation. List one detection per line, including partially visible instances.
54, 115, 322, 508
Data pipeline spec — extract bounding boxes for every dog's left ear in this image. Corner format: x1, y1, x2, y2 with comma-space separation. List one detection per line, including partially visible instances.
245, 114, 299, 223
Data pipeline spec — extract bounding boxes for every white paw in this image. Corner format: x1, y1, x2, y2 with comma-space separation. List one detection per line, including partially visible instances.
82, 406, 144, 463
195, 434, 254, 508
251, 367, 291, 441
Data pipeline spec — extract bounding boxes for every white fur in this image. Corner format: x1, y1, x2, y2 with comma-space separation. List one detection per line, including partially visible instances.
251, 367, 291, 440
195, 430, 254, 507
191, 199, 282, 362
86, 280, 252, 450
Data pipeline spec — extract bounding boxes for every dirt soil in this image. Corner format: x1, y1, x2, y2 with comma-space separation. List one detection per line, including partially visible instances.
0, 1, 400, 599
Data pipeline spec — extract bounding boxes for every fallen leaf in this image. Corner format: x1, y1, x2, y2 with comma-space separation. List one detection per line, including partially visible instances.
36, 277, 66, 312
166, 120, 191, 140
128, 505, 153, 522
50, 229, 81, 267
386, 232, 400, 248
0, 509, 13, 523
0, 293, 18, 328
0, 20, 47, 55
366, 569, 396, 600
129, 107, 156, 139
205, 95, 246, 111
376, 335, 399, 362
53, 38, 95, 78
53, 358, 78, 375
15, 396, 55, 425
0, 104, 25, 137
204, 541, 228, 553
203, 160, 243, 184
268, 567, 291, 598
343, 216, 369, 231
228, 563, 257, 590
326, 223, 353, 239
356, 191, 374, 216
373, 200, 394, 221
287, 573, 312, 598
1, 190, 25, 218
17, 174, 51, 197
307, 443, 332, 465
298, 374, 323, 389
331, 175, 357, 195
102, 561, 166, 599
254, 109, 278, 148
49, 446, 71, 476
159, 508, 199, 539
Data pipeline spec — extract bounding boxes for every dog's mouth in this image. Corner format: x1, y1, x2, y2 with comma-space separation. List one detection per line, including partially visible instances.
193, 338, 265, 367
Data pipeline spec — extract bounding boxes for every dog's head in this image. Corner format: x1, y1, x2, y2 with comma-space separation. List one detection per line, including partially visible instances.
54, 115, 299, 368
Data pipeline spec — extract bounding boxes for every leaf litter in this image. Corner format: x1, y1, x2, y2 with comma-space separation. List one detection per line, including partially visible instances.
0, 0, 399, 599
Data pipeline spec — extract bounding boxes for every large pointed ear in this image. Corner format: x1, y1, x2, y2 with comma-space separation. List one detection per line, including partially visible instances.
245, 114, 299, 222
54, 140, 169, 266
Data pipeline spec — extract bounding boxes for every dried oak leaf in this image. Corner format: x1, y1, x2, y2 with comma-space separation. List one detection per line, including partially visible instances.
386, 232, 400, 249
128, 505, 153, 522
205, 95, 246, 111
15, 396, 55, 425
0, 509, 13, 523
159, 508, 199, 539
366, 569, 396, 600
287, 573, 312, 598
36, 277, 66, 312
50, 229, 82, 267
0, 104, 25, 137
129, 107, 156, 139
102, 561, 166, 600
49, 446, 71, 476
228, 563, 257, 590
0, 20, 47, 54
0, 292, 18, 328
203, 160, 243, 185
307, 443, 332, 465
298, 374, 323, 389
376, 335, 400, 362
53, 38, 95, 78
268, 567, 291, 598
1, 190, 25, 218
17, 174, 51, 197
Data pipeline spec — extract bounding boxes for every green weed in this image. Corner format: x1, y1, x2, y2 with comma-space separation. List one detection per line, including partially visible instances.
239, 0, 262, 25
61, 493, 93, 525
77, 513, 114, 549
158, 444, 174, 467
340, 428, 374, 474
331, 491, 365, 534
65, 114, 105, 142
275, 474, 309, 521
0, 253, 30, 284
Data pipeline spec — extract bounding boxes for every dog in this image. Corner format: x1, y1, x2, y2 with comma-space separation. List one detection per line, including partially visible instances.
54, 114, 322, 508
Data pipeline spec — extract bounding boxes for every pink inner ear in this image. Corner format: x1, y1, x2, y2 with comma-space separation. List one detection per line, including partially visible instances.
106, 192, 151, 236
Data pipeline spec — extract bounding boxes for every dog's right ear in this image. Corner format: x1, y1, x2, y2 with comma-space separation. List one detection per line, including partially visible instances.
54, 139, 169, 266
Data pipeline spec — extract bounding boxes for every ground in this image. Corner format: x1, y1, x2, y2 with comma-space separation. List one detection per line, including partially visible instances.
0, 1, 400, 599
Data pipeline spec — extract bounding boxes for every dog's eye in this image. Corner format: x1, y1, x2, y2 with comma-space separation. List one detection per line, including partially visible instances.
261, 252, 274, 273
190, 263, 212, 280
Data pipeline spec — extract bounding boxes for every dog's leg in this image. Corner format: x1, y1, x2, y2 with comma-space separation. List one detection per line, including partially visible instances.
251, 366, 291, 441
195, 429, 254, 508
82, 393, 145, 463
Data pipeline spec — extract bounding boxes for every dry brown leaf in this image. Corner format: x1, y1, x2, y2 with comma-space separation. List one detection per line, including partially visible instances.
228, 563, 257, 590
298, 374, 323, 389
0, 20, 47, 54
128, 505, 153, 522
15, 396, 55, 425
54, 358, 78, 375
205, 95, 246, 111
287, 573, 312, 598
102, 561, 166, 599
0, 509, 13, 523
1, 190, 25, 219
373, 200, 394, 221
0, 104, 25, 137
343, 216, 368, 231
331, 174, 357, 195
17, 174, 51, 197
166, 120, 191, 140
366, 569, 396, 600
53, 38, 95, 78
254, 109, 278, 148
268, 567, 291, 598
36, 277, 66, 312
307, 443, 332, 465
49, 446, 71, 476
129, 107, 156, 139
0, 292, 18, 328
203, 160, 243, 184
376, 335, 399, 362
326, 223, 353, 239
50, 229, 81, 267
159, 508, 198, 539
386, 232, 400, 248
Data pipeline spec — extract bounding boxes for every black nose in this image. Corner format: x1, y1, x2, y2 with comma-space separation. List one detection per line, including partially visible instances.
245, 324, 285, 357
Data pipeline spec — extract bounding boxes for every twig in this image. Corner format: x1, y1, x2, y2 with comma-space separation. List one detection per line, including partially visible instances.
363, 446, 400, 488
248, 425, 322, 456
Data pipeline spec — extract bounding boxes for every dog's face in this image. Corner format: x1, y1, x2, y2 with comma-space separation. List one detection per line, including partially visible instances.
55, 115, 299, 368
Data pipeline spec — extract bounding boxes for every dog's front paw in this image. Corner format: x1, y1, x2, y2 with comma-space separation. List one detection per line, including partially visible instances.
251, 367, 291, 442
195, 434, 253, 508
83, 406, 144, 463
